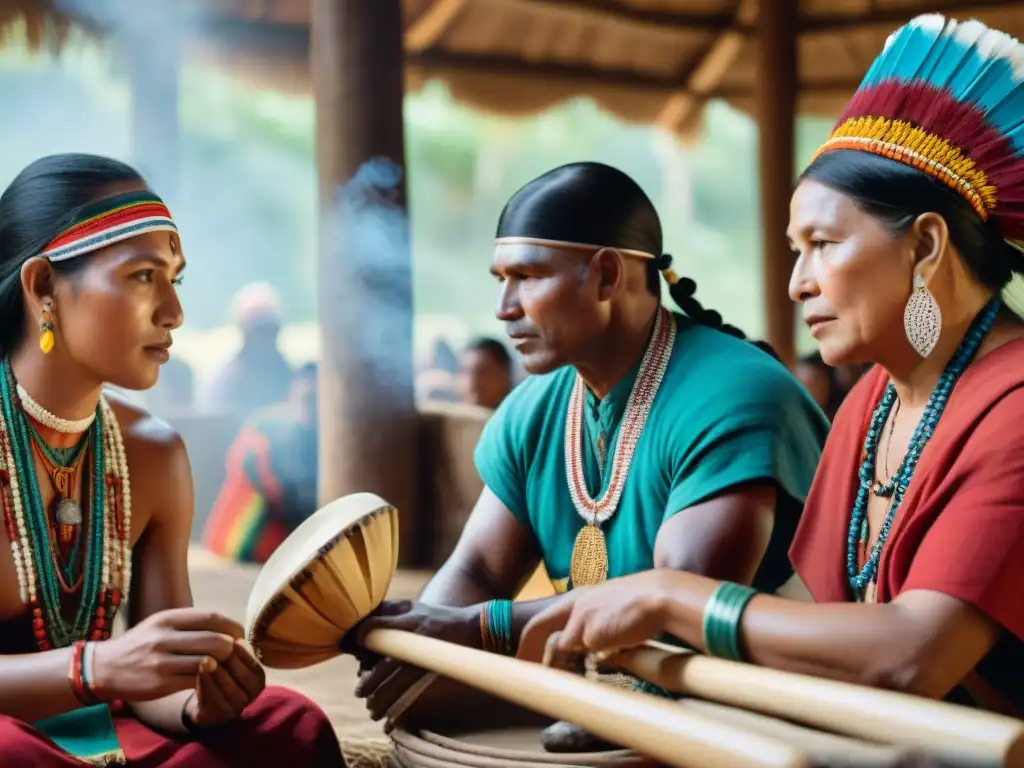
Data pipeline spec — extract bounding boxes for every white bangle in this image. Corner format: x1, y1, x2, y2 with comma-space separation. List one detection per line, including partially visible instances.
84, 642, 100, 700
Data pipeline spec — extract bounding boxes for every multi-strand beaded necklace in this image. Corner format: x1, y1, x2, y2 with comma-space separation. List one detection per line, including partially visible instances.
848, 298, 1000, 597
564, 306, 676, 587
0, 360, 132, 650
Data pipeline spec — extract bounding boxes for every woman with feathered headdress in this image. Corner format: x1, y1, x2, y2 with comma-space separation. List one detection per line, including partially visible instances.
520, 15, 1024, 717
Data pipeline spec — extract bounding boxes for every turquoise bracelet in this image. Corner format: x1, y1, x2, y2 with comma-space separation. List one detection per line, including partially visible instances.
634, 678, 678, 699
701, 582, 757, 662
484, 599, 514, 656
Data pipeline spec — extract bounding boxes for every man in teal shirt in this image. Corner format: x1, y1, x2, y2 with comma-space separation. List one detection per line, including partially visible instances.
478, 310, 823, 597
354, 162, 828, 740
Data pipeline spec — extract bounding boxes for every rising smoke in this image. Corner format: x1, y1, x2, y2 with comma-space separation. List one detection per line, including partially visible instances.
321, 156, 414, 407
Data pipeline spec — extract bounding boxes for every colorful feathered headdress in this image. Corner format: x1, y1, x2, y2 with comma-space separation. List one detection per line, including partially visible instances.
813, 14, 1024, 251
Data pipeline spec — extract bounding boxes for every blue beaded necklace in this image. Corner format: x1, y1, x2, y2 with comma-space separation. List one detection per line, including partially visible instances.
847, 298, 1002, 594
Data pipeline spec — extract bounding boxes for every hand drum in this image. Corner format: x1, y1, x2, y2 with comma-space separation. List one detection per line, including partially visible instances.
244, 492, 399, 669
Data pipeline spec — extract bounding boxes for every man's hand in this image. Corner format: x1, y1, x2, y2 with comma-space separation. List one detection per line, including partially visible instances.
518, 573, 669, 663
351, 600, 482, 724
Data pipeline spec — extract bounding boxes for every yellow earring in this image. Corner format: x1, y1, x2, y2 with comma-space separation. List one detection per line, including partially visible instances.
39, 302, 54, 355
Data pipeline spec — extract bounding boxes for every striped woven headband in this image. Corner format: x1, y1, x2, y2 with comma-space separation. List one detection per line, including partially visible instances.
41, 190, 178, 263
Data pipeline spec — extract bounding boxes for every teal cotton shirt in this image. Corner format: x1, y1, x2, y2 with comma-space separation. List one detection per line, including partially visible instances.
474, 315, 830, 593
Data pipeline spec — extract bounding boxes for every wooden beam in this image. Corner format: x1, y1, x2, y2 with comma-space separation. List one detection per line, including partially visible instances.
64, 5, 888, 105
406, 0, 471, 53
656, 0, 757, 135
411, 47, 694, 90
176, 13, 879, 105
412, 48, 869, 99
799, 0, 1018, 32
780, 77, 862, 95
186, 16, 692, 92
311, 0, 420, 566
179, 0, 739, 29
490, 0, 733, 32
185, 14, 875, 104
757, 0, 798, 367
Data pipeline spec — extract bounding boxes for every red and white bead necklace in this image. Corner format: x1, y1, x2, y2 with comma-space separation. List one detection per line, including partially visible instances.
564, 307, 675, 585
0, 391, 131, 646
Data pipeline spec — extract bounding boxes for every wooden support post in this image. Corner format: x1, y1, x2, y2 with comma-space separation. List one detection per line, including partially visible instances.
311, 0, 420, 566
756, 0, 798, 367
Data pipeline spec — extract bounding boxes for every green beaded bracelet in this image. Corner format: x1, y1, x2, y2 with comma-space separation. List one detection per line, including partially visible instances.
701, 582, 757, 662
484, 599, 514, 656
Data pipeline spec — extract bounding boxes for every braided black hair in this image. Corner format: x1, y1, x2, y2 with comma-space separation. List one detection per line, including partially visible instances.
647, 254, 779, 360
497, 162, 778, 359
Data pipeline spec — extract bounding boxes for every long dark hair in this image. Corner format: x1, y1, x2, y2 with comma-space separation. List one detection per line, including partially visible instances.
496, 162, 776, 356
0, 153, 144, 357
800, 150, 1024, 293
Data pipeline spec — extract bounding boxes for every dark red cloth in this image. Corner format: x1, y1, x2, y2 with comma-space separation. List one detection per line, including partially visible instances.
0, 612, 345, 766
0, 686, 345, 767
789, 339, 1024, 712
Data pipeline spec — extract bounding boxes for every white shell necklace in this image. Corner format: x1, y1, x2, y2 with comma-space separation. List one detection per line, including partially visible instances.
16, 384, 96, 434
564, 307, 676, 526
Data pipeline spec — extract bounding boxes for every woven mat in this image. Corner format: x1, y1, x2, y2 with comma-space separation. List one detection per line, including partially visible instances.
339, 736, 393, 768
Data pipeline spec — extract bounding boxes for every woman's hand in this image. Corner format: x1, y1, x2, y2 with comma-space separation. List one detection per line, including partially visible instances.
183, 639, 267, 730
351, 600, 482, 723
91, 608, 243, 702
518, 572, 671, 663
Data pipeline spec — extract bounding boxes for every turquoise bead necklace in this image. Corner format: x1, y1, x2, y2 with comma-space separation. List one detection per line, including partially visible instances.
24, 416, 91, 584
25, 417, 89, 467
0, 360, 106, 647
847, 298, 1001, 594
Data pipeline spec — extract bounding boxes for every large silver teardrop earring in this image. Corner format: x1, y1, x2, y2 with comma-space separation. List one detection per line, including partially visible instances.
903, 274, 942, 358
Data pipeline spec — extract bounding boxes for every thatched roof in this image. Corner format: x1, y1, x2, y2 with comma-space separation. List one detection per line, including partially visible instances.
5, 1, 1024, 134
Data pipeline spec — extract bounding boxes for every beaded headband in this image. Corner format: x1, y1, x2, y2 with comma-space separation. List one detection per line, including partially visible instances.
493, 236, 681, 284
812, 15, 1024, 250
40, 190, 178, 263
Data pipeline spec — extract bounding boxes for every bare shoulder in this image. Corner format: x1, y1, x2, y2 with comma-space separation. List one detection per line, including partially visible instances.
102, 389, 191, 499
103, 389, 184, 452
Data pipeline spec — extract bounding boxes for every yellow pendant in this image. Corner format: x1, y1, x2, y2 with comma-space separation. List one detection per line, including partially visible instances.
570, 523, 608, 587
39, 328, 54, 355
